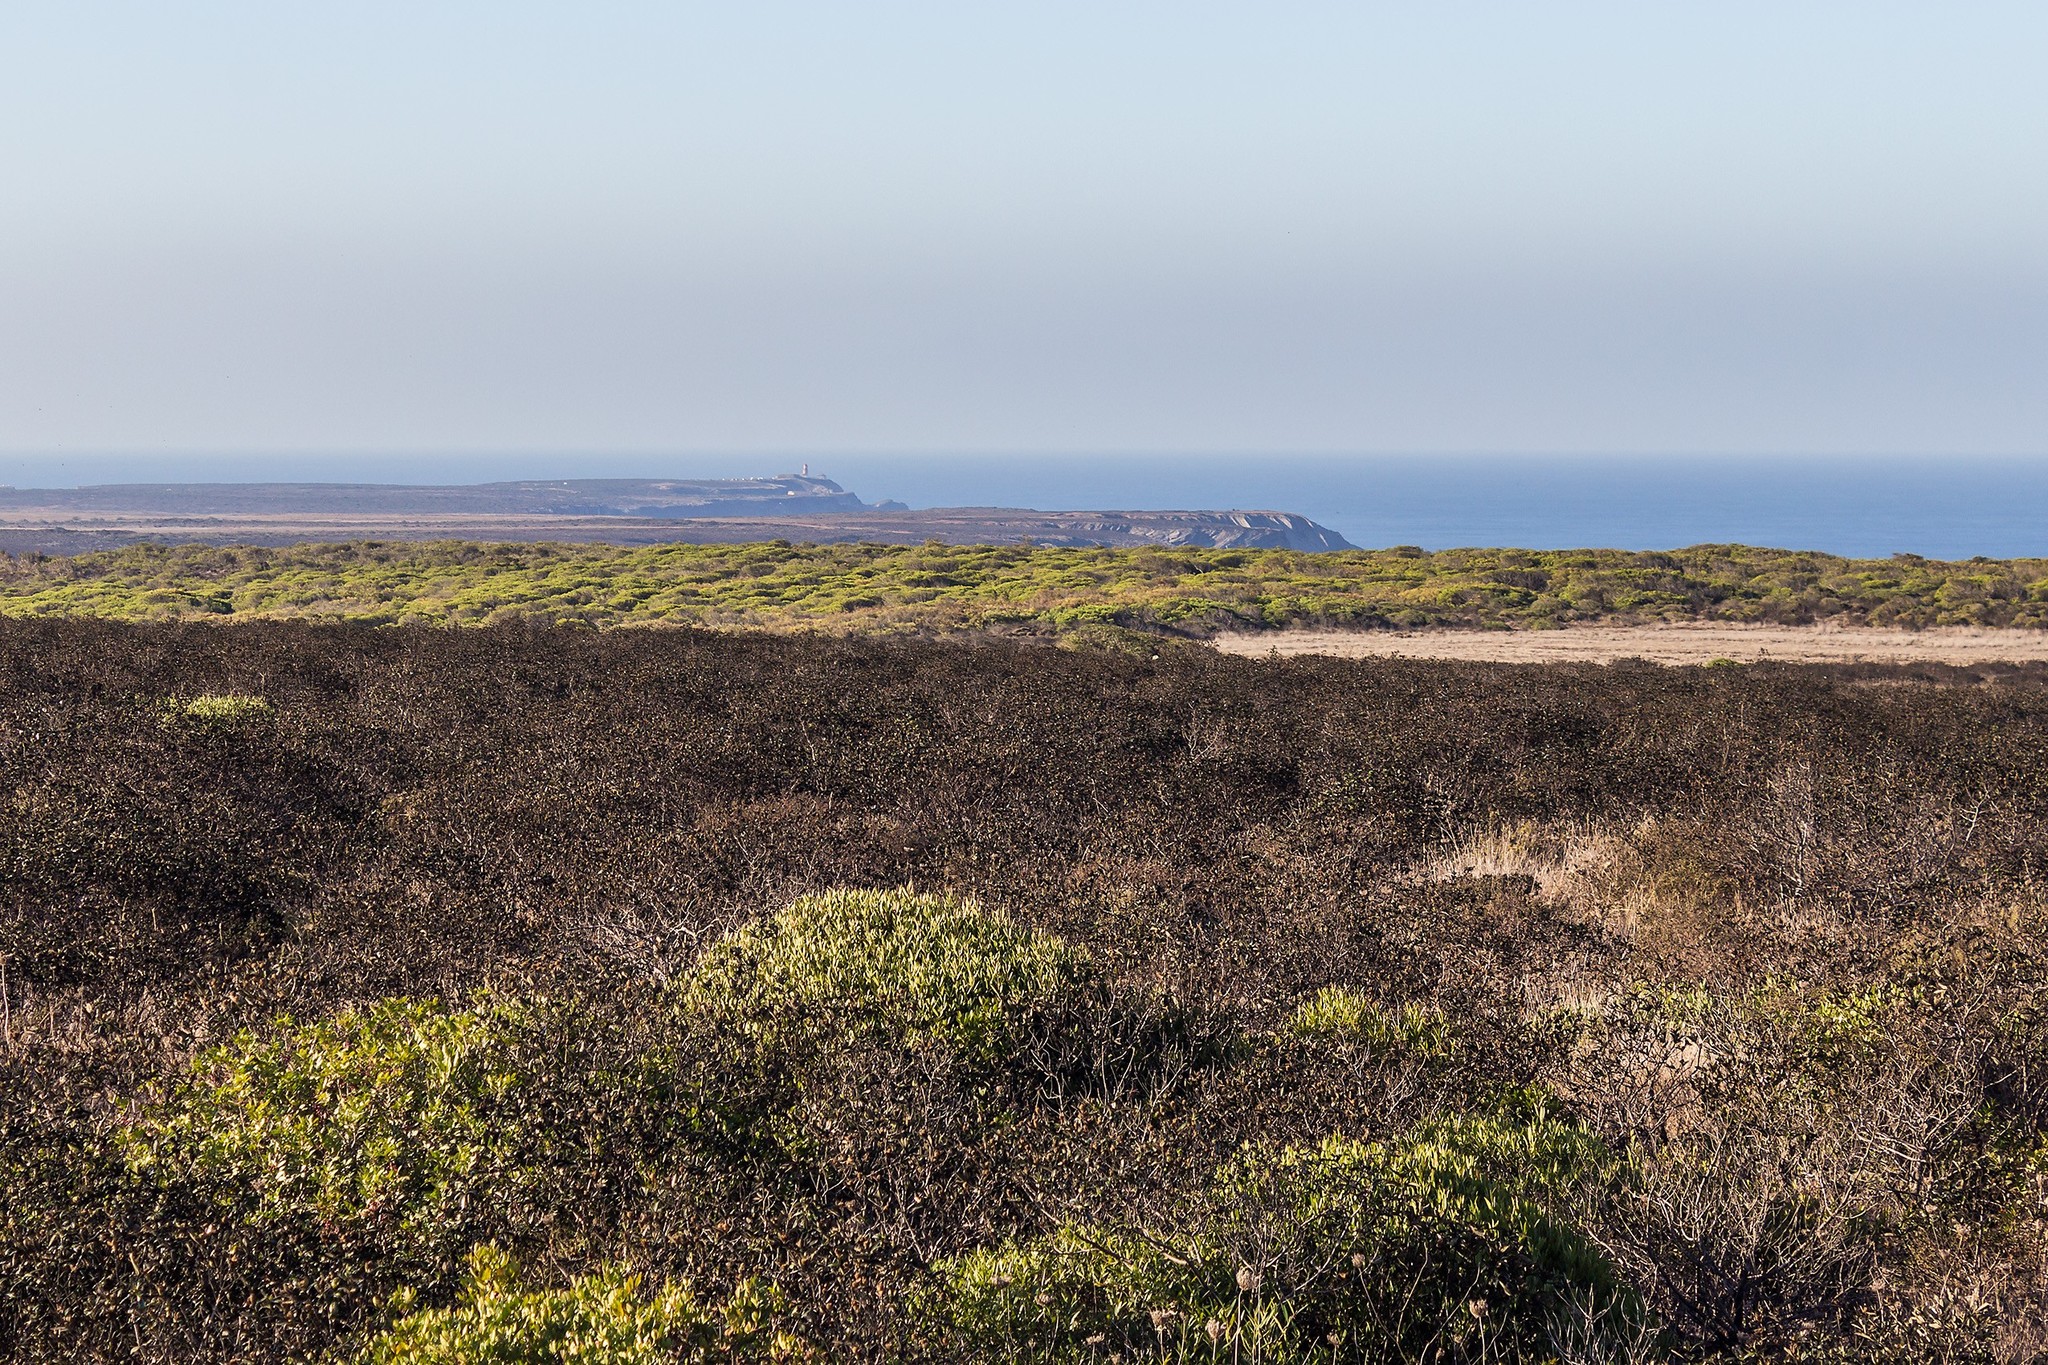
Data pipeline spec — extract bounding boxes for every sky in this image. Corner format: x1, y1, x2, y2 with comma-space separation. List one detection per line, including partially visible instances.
2, 2, 2045, 482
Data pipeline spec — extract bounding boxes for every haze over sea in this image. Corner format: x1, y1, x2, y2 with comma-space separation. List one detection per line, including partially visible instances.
8, 453, 2046, 560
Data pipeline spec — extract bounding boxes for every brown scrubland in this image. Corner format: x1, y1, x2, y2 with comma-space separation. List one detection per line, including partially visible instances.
1, 620, 2044, 1362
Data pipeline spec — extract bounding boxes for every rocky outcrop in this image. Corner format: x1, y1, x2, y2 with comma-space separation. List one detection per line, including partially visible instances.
1006, 510, 1350, 551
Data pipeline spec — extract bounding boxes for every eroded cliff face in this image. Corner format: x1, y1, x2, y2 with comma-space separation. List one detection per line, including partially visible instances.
0, 478, 1354, 552
1019, 510, 1350, 550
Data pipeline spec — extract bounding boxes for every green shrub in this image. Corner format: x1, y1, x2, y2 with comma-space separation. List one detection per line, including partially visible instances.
682, 888, 1092, 1063
1055, 622, 1165, 657
124, 997, 527, 1239
679, 889, 1222, 1251
356, 1244, 798, 1364
26, 537, 2048, 633
934, 1101, 1626, 1361
38, 994, 714, 1356
1286, 986, 1456, 1058
161, 692, 273, 725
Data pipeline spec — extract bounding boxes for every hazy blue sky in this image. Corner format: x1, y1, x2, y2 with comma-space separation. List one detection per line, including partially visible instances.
3, 2, 2045, 478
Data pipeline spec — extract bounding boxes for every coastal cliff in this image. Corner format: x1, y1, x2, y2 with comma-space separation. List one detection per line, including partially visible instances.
0, 477, 1353, 553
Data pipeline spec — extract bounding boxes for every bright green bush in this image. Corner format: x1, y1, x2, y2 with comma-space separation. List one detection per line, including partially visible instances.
356, 1245, 798, 1364
682, 888, 1092, 1062
935, 1101, 1626, 1361
1286, 987, 1456, 1058
124, 997, 526, 1237
80, 993, 723, 1354
161, 692, 273, 725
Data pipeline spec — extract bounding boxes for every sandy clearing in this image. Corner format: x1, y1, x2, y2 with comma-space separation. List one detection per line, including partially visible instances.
1209, 624, 2048, 666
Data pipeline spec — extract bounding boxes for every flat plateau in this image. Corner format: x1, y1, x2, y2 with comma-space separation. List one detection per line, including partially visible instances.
1209, 623, 2048, 665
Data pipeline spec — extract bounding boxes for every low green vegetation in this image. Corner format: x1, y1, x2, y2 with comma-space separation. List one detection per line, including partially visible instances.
683, 888, 1092, 1063
160, 692, 274, 725
938, 1104, 1624, 1362
123, 998, 527, 1238
1284, 987, 1455, 1057
6, 538, 2048, 631
357, 1246, 796, 1364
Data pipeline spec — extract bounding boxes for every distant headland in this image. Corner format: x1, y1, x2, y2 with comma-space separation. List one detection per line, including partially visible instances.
0, 474, 1353, 554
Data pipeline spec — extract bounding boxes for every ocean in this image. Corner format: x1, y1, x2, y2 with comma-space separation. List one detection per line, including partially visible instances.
7, 453, 2046, 559
824, 455, 2048, 559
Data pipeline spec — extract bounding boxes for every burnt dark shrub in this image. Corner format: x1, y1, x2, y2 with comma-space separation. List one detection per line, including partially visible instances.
2, 619, 2045, 1361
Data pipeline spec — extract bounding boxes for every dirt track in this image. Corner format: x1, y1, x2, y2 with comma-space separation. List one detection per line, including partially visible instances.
1210, 624, 2048, 666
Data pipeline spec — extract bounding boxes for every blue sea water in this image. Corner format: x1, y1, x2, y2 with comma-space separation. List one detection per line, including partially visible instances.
8, 453, 2047, 559
824, 455, 2048, 560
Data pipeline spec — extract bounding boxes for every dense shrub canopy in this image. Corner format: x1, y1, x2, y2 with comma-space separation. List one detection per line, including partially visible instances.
356, 1246, 796, 1364
125, 998, 525, 1234
684, 888, 1093, 1061
6, 538, 2048, 630
940, 1103, 1622, 1361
